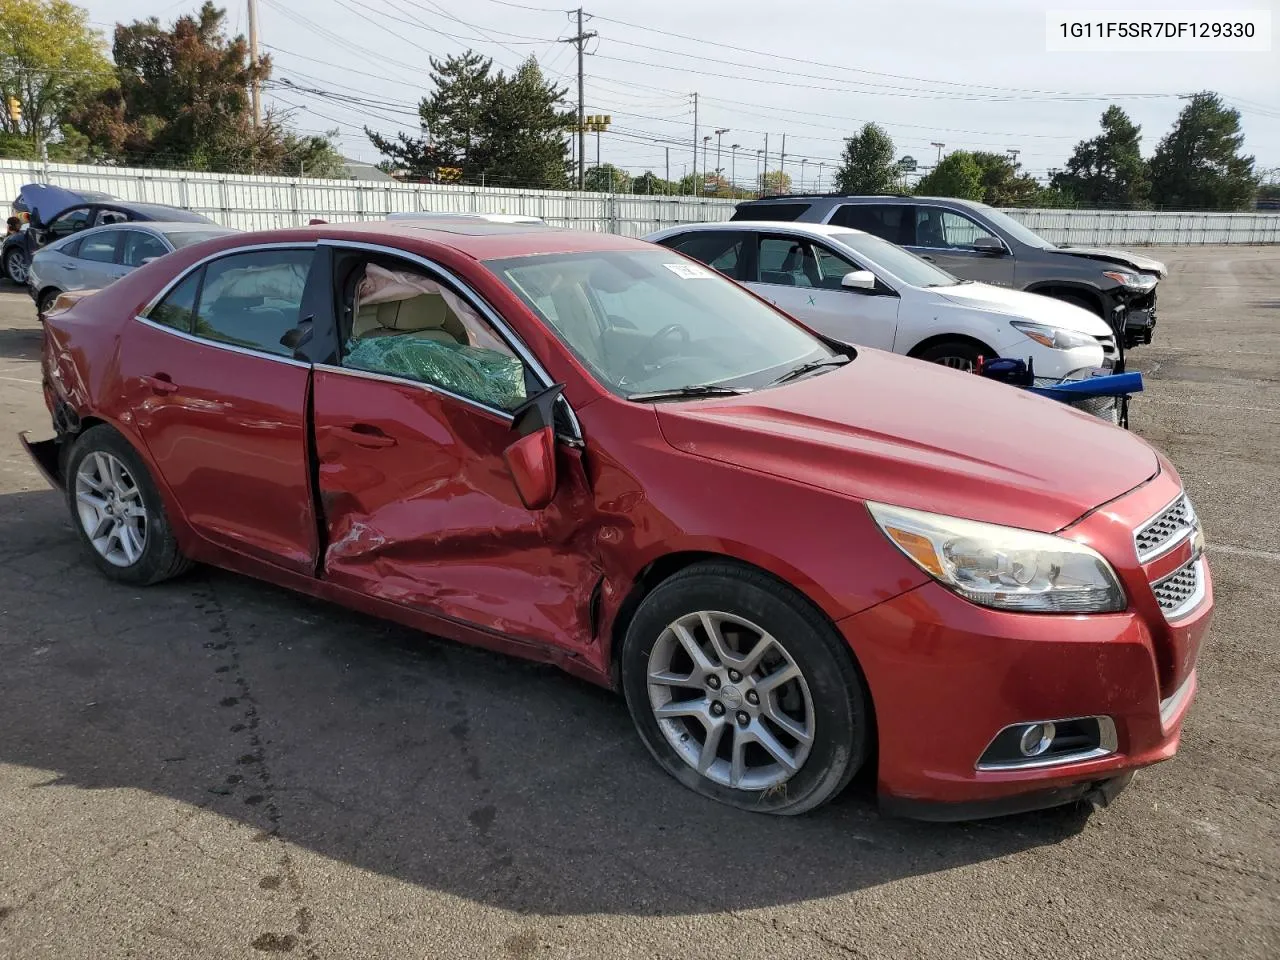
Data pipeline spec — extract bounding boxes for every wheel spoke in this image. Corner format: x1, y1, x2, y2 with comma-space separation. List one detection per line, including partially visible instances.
648, 668, 701, 688
698, 611, 734, 665
755, 662, 800, 698
653, 696, 710, 721
90, 514, 114, 540
76, 490, 108, 511
669, 621, 716, 676
118, 523, 140, 564
105, 457, 126, 492
697, 719, 727, 773
119, 485, 142, 502
762, 700, 814, 746
122, 503, 146, 519
749, 721, 800, 772
729, 727, 748, 787
736, 632, 777, 675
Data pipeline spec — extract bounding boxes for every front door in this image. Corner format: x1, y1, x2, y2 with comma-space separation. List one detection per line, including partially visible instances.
73, 228, 129, 289
120, 246, 320, 574
310, 247, 598, 655
906, 206, 1017, 286
744, 233, 900, 350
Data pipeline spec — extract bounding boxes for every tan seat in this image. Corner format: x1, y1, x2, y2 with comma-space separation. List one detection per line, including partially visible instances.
352, 293, 468, 344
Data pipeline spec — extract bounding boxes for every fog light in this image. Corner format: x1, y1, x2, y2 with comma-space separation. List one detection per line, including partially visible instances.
1018, 722, 1056, 757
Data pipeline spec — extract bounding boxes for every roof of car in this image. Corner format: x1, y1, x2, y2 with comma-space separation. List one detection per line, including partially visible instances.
104, 202, 216, 223
736, 194, 986, 208
650, 220, 868, 239
218, 220, 652, 260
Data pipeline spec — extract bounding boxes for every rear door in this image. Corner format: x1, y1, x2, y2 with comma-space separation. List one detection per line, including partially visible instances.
120, 245, 320, 574
309, 244, 598, 656
744, 233, 900, 349
74, 229, 127, 289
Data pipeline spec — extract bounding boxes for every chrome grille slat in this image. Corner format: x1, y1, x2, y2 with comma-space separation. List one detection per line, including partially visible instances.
1134, 494, 1196, 562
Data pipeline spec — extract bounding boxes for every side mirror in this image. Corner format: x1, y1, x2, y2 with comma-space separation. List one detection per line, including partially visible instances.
840, 270, 877, 291
503, 383, 566, 511
973, 236, 1006, 255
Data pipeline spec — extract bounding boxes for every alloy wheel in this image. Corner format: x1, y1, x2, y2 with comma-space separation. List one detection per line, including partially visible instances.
7, 251, 27, 285
646, 610, 815, 791
936, 355, 975, 371
74, 451, 148, 567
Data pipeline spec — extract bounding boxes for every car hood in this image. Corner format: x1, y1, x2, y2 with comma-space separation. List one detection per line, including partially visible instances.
16, 183, 88, 229
655, 349, 1157, 533
1056, 246, 1167, 277
933, 282, 1114, 336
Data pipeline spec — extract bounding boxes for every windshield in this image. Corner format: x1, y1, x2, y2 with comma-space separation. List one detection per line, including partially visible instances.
164, 229, 230, 250
831, 231, 962, 288
486, 249, 834, 397
968, 204, 1055, 250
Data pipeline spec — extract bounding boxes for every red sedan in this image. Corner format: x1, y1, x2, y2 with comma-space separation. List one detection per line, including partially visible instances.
21, 221, 1212, 819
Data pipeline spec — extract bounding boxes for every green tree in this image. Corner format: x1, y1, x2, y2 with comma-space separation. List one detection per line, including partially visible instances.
1051, 106, 1150, 209
915, 151, 984, 200
833, 123, 899, 194
0, 0, 113, 153
757, 169, 792, 196
281, 129, 345, 178
1149, 91, 1258, 210
583, 163, 630, 192
632, 170, 674, 194
968, 151, 1041, 206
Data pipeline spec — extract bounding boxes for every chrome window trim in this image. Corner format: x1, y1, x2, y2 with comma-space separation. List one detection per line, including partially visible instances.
1154, 556, 1207, 623
1134, 492, 1197, 563
317, 239, 584, 445
133, 315, 311, 368
975, 716, 1119, 772
117, 224, 176, 256
137, 241, 320, 317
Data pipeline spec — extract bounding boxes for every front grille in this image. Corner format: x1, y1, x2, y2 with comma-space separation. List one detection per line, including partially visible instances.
1152, 557, 1203, 620
1135, 494, 1196, 562
1033, 376, 1120, 424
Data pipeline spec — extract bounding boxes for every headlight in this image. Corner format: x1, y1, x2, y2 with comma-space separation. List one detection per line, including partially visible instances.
1102, 270, 1158, 292
1009, 321, 1097, 351
867, 502, 1126, 613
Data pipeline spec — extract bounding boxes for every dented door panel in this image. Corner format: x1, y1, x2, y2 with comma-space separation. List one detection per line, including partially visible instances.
311, 367, 602, 656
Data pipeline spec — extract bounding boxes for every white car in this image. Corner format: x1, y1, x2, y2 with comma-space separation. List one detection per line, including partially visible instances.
644, 221, 1118, 380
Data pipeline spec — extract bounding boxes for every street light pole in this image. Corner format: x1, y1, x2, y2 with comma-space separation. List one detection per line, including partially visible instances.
755, 148, 763, 197
931, 142, 945, 164
702, 135, 711, 192
800, 157, 807, 191
730, 143, 740, 193
714, 128, 729, 180
818, 162, 824, 192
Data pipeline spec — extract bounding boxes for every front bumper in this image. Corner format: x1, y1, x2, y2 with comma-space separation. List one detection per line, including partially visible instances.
841, 565, 1209, 820
1122, 288, 1157, 347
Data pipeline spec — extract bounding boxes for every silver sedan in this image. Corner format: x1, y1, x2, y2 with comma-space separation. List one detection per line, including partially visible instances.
29, 221, 236, 316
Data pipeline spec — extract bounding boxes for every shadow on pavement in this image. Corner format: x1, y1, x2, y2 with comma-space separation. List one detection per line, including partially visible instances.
0, 489, 1092, 917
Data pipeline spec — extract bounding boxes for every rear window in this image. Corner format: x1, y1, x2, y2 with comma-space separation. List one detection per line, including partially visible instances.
829, 204, 915, 246
730, 203, 812, 222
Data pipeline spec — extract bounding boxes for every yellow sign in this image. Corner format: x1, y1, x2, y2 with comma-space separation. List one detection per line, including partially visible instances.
7, 97, 21, 123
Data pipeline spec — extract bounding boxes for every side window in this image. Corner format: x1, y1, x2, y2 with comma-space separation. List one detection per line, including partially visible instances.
756, 236, 818, 287
915, 209, 998, 250
121, 231, 169, 267
148, 271, 201, 332
729, 202, 811, 222
830, 204, 915, 246
192, 250, 313, 357
46, 207, 91, 240
61, 238, 83, 258
341, 260, 529, 412
668, 231, 745, 279
79, 231, 121, 263
811, 244, 862, 290
96, 209, 130, 227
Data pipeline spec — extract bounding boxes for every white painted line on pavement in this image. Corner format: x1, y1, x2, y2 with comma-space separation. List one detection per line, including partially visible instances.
0, 375, 38, 384
1138, 396, 1280, 414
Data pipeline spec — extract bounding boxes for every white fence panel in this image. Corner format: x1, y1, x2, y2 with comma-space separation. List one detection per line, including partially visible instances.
2, 158, 1277, 244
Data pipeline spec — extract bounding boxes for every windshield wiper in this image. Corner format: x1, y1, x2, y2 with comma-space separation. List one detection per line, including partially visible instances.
769, 355, 851, 386
626, 384, 748, 402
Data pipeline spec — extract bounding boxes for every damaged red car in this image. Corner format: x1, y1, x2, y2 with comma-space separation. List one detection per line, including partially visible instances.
22, 220, 1213, 819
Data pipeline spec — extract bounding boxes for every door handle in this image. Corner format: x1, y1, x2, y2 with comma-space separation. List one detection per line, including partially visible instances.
330, 424, 397, 448
64, 263, 77, 270
142, 373, 178, 395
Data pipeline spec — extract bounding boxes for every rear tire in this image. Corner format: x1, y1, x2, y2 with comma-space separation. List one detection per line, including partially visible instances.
915, 338, 987, 372
620, 561, 870, 815
37, 287, 60, 317
5, 247, 28, 285
64, 425, 192, 585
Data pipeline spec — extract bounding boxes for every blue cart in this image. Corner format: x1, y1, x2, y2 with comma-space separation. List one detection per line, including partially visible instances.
976, 357, 1143, 428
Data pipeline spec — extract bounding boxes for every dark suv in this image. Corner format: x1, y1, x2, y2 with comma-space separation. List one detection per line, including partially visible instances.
731, 195, 1166, 349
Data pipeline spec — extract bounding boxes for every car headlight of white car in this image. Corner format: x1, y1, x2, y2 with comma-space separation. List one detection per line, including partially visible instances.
867, 502, 1126, 613
1008, 321, 1098, 351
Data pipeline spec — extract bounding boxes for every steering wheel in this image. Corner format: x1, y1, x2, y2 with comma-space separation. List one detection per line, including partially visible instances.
620, 324, 691, 384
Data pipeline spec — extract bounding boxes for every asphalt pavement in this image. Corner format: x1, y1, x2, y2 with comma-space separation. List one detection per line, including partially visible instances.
0, 247, 1276, 959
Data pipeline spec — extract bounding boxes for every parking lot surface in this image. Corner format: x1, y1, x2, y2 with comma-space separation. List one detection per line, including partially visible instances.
0, 247, 1277, 959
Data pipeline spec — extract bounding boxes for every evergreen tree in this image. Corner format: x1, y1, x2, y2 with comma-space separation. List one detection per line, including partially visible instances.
1051, 106, 1150, 209
1149, 92, 1258, 210
833, 123, 898, 195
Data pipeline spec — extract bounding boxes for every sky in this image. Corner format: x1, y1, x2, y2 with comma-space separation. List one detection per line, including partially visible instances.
80, 0, 1280, 190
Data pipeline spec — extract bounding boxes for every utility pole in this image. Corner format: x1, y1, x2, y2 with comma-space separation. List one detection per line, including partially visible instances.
560, 9, 597, 190
755, 148, 763, 196
779, 133, 786, 184
665, 146, 670, 195
817, 161, 824, 192
248, 0, 262, 129
702, 135, 710, 193
931, 141, 945, 164
800, 157, 807, 191
762, 133, 768, 194
1006, 148, 1021, 166
691, 92, 698, 196
714, 128, 728, 179
730, 143, 740, 193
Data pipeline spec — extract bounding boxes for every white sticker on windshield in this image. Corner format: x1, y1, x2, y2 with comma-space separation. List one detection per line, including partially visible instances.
663, 262, 714, 279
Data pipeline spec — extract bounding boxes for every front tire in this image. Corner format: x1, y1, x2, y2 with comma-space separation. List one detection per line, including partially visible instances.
65, 425, 191, 585
621, 562, 870, 815
37, 287, 60, 317
915, 338, 987, 372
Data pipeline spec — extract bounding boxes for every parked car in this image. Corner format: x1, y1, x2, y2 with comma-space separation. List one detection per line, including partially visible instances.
28, 221, 236, 316
4, 183, 217, 286
731, 195, 1167, 349
645, 220, 1119, 384
21, 222, 1212, 819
